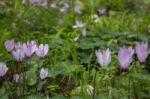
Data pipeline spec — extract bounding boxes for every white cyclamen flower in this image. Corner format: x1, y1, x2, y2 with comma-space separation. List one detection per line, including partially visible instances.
95, 48, 111, 67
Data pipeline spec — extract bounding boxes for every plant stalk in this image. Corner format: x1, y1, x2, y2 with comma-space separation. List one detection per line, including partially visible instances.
93, 70, 97, 99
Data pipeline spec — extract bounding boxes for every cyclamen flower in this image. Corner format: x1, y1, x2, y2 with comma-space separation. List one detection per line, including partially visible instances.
95, 48, 111, 67
118, 47, 134, 72
74, 4, 82, 14
22, 0, 48, 7
97, 7, 108, 16
22, 0, 38, 5
22, 0, 26, 4
39, 68, 48, 80
12, 49, 25, 62
30, 0, 38, 4
0, 62, 8, 77
15, 42, 24, 50
23, 40, 37, 58
4, 39, 14, 53
36, 44, 49, 59
13, 74, 20, 83
135, 42, 148, 64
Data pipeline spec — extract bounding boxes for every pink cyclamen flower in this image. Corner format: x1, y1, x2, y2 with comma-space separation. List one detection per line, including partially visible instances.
12, 49, 25, 62
95, 48, 111, 67
118, 47, 134, 72
30, 0, 38, 4
0, 62, 8, 77
23, 40, 37, 58
39, 68, 48, 80
36, 44, 49, 59
135, 42, 148, 64
4, 39, 15, 53
13, 74, 20, 83
15, 42, 24, 50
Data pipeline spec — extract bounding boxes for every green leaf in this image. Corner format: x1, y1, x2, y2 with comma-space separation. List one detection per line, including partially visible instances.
25, 94, 46, 99
71, 96, 83, 99
0, 86, 8, 99
25, 70, 37, 86
50, 94, 67, 99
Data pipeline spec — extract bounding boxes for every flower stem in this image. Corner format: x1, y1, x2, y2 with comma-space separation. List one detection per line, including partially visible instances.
128, 75, 130, 99
110, 73, 115, 99
93, 70, 97, 99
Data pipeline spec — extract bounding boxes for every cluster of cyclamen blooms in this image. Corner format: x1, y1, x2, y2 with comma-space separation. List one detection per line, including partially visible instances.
22, 0, 48, 7
0, 39, 49, 82
95, 42, 148, 72
0, 41, 148, 82
4, 40, 49, 60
